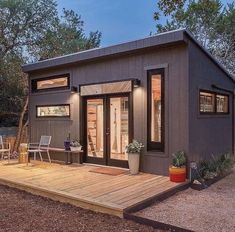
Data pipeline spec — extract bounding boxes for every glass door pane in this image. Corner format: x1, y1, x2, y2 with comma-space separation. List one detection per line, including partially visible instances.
110, 97, 129, 161
87, 99, 104, 158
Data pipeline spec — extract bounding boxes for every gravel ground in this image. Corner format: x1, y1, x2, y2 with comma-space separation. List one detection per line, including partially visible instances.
0, 184, 163, 232
136, 171, 235, 232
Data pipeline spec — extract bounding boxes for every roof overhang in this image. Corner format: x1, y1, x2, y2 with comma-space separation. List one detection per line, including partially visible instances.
22, 29, 234, 82
22, 29, 186, 73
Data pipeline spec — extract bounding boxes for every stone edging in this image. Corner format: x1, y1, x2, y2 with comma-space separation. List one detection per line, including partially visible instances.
124, 212, 194, 232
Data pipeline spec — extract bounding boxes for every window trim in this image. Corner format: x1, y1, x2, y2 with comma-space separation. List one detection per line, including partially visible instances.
36, 104, 71, 118
199, 89, 229, 115
147, 68, 165, 152
31, 74, 70, 93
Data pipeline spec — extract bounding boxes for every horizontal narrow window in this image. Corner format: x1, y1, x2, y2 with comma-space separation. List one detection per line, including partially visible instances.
32, 74, 70, 92
147, 68, 164, 151
199, 90, 229, 114
36, 105, 70, 117
80, 80, 132, 96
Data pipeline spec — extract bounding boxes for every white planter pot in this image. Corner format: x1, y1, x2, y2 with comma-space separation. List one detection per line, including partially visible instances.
70, 146, 82, 152
128, 152, 140, 175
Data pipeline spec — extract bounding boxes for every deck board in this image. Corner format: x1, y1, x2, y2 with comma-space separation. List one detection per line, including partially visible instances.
0, 161, 188, 217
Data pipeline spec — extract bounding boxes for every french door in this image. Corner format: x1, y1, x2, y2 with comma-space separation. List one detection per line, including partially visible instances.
84, 94, 131, 168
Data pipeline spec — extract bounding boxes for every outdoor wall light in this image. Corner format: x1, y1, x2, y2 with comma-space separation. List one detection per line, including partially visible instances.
133, 79, 141, 88
71, 86, 78, 93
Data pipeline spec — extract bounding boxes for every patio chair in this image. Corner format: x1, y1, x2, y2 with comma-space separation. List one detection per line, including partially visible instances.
0, 136, 11, 163
28, 136, 52, 163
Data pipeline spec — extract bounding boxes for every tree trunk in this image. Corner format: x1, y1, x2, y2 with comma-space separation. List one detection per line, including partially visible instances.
13, 96, 29, 152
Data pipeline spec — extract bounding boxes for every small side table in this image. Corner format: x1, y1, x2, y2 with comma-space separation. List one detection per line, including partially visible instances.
19, 143, 29, 165
18, 152, 29, 165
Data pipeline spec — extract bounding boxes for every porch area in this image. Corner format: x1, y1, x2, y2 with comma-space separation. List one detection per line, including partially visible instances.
0, 161, 188, 217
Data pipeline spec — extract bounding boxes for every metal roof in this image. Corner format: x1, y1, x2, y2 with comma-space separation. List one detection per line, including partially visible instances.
22, 29, 234, 81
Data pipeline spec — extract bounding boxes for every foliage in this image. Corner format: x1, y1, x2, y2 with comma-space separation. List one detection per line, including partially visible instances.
0, 0, 101, 127
70, 140, 81, 147
172, 151, 186, 167
154, 0, 186, 20
31, 8, 101, 61
154, 0, 235, 75
125, 140, 144, 153
0, 54, 27, 126
0, 0, 57, 59
198, 153, 235, 179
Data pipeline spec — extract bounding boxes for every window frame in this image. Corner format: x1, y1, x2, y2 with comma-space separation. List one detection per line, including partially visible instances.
199, 89, 229, 115
147, 68, 165, 152
36, 104, 71, 118
216, 94, 229, 114
31, 74, 70, 93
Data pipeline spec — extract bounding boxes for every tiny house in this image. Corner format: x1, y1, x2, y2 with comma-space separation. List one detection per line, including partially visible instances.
22, 29, 235, 176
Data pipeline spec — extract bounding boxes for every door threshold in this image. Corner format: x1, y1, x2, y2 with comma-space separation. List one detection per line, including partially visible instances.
83, 162, 129, 171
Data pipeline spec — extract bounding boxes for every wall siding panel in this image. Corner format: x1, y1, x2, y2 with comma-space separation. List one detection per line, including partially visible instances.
188, 41, 234, 162
29, 44, 189, 175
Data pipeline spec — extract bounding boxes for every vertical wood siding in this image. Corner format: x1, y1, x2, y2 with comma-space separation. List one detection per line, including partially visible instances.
29, 44, 189, 176
188, 41, 234, 162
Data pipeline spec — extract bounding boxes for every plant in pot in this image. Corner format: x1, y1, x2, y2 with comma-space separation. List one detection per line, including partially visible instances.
126, 140, 144, 175
70, 140, 82, 152
169, 151, 186, 182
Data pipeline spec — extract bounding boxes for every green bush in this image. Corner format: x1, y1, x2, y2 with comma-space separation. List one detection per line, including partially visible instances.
172, 151, 186, 167
198, 153, 235, 180
125, 140, 144, 153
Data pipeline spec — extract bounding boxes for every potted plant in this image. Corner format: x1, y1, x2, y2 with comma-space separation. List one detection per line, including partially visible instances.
70, 140, 82, 152
169, 151, 186, 182
126, 140, 144, 175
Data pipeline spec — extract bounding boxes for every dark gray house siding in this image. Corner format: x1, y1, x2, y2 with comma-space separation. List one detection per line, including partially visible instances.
188, 39, 234, 163
23, 29, 234, 176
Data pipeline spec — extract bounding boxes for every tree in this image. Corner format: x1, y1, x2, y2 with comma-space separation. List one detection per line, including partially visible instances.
0, 0, 101, 152
31, 8, 101, 60
154, 0, 235, 75
0, 54, 27, 126
0, 0, 58, 59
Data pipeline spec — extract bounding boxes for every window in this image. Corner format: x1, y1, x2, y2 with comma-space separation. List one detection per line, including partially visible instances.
36, 105, 70, 117
32, 74, 70, 92
216, 94, 229, 113
200, 92, 215, 113
147, 69, 164, 151
200, 90, 229, 114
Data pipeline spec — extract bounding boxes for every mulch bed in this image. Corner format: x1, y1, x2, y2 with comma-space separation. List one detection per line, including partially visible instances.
0, 184, 163, 232
190, 171, 232, 190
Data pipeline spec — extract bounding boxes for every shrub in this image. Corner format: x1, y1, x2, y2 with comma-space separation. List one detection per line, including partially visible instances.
172, 151, 186, 167
126, 140, 144, 153
70, 140, 81, 147
216, 153, 234, 173
198, 153, 235, 180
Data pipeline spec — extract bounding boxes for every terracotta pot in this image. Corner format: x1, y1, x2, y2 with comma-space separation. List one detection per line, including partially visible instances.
128, 152, 140, 175
169, 166, 186, 182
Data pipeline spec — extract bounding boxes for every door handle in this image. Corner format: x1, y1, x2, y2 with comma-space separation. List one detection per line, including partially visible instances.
106, 128, 110, 135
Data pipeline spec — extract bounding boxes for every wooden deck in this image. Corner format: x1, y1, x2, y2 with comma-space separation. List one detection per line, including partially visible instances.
0, 161, 188, 217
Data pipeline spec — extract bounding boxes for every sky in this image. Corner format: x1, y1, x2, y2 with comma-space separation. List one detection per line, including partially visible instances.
57, 0, 233, 47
